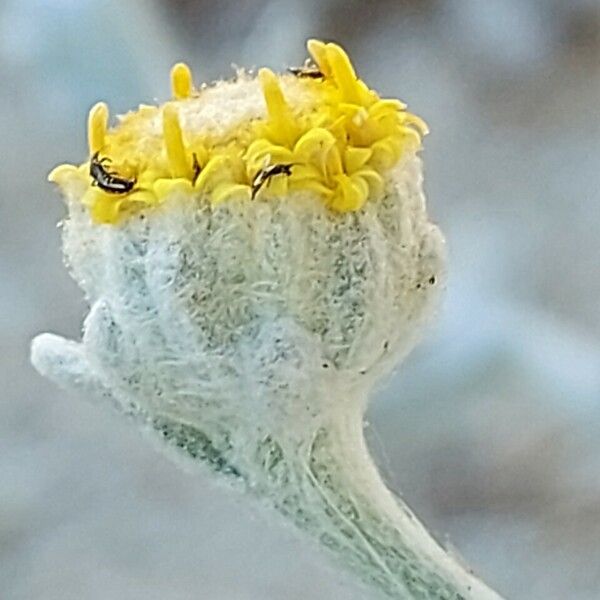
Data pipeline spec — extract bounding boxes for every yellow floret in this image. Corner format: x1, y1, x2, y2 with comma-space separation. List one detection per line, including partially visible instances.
258, 68, 301, 148
162, 104, 193, 179
87, 102, 109, 155
170, 62, 194, 100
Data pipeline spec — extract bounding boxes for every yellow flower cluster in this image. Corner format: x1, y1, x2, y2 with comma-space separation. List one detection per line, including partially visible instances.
49, 40, 427, 225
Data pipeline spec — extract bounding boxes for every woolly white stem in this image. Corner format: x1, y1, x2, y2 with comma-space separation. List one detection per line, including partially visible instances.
32, 329, 502, 599
152, 389, 502, 600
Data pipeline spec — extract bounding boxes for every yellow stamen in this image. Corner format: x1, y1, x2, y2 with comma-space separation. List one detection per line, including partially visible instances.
306, 39, 332, 78
170, 62, 193, 100
325, 43, 361, 105
258, 68, 299, 147
87, 102, 109, 155
162, 104, 192, 179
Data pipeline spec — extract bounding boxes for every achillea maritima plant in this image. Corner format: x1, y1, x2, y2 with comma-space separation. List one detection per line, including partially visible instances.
32, 40, 502, 599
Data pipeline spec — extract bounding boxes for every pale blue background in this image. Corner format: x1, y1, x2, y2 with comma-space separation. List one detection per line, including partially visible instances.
1, 1, 599, 598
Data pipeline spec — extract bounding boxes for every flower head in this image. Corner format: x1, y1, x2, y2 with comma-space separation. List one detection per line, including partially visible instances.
29, 40, 503, 600
49, 40, 426, 224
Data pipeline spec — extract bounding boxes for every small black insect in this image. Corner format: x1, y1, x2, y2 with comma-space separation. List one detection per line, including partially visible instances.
287, 66, 324, 79
251, 163, 293, 199
90, 151, 136, 194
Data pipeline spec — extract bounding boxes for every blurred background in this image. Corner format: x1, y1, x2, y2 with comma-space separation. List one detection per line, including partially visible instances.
0, 1, 598, 598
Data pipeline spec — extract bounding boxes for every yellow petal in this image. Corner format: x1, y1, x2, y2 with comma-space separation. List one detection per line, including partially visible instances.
85, 189, 123, 224
153, 178, 193, 199
325, 43, 363, 105
293, 128, 336, 159
370, 138, 401, 170
288, 163, 322, 182
127, 189, 159, 205
137, 168, 168, 188
330, 174, 367, 212
48, 164, 80, 185
325, 114, 347, 140
306, 39, 333, 78
289, 178, 333, 197
195, 155, 234, 190
211, 183, 251, 205
245, 139, 293, 176
355, 168, 384, 198
350, 173, 370, 199
337, 102, 361, 117
170, 62, 193, 100
369, 99, 406, 118
344, 147, 372, 173
162, 104, 192, 179
403, 112, 429, 136
397, 126, 423, 150
258, 68, 299, 147
88, 102, 109, 155
324, 144, 344, 177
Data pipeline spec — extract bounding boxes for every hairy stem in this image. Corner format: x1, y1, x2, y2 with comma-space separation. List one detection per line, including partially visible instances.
154, 404, 503, 600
